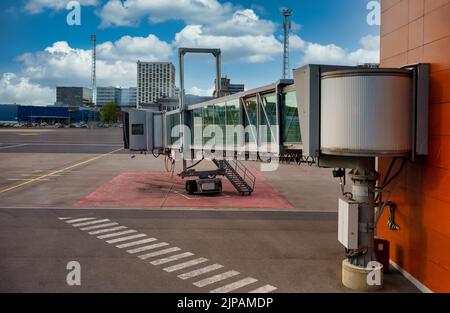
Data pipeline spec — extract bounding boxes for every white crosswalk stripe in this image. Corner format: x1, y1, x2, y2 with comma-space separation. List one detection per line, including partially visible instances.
116, 238, 157, 249
97, 229, 137, 239
248, 285, 278, 293
150, 252, 194, 266
163, 258, 209, 273
210, 277, 258, 293
80, 222, 118, 231
138, 247, 181, 260
193, 271, 240, 288
65, 217, 97, 224
88, 226, 128, 235
96, 229, 136, 239
127, 242, 169, 254
58, 216, 277, 293
178, 264, 224, 280
72, 219, 110, 227
106, 233, 147, 244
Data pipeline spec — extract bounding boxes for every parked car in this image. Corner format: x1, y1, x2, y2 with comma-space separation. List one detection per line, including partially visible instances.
40, 122, 48, 127
54, 123, 64, 128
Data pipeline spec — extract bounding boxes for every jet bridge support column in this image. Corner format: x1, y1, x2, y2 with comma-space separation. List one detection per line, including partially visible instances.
342, 159, 384, 291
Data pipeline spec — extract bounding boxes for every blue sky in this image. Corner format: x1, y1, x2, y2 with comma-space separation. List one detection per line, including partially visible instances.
0, 0, 380, 105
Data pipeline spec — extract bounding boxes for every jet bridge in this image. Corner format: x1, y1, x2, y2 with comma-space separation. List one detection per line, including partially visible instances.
123, 49, 430, 291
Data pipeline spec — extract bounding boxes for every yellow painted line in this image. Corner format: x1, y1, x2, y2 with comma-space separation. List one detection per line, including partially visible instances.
0, 148, 123, 194
8, 178, 50, 181
17, 133, 41, 136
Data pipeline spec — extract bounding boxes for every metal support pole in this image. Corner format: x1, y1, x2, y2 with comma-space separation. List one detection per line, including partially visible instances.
178, 48, 222, 173
348, 159, 379, 267
178, 49, 187, 171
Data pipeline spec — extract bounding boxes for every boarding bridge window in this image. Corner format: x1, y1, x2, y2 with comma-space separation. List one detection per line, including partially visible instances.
166, 113, 180, 146
243, 97, 257, 145
132, 124, 144, 135
283, 91, 301, 143
260, 93, 278, 144
226, 99, 240, 147
215, 102, 226, 146
203, 105, 215, 145
192, 108, 203, 146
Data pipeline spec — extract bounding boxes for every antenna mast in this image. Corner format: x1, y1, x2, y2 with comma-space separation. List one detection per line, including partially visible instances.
282, 9, 293, 79
91, 34, 97, 106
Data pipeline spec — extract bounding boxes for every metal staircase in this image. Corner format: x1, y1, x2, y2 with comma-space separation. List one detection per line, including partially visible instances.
213, 159, 256, 196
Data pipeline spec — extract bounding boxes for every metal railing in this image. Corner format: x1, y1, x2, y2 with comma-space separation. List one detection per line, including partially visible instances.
229, 159, 256, 191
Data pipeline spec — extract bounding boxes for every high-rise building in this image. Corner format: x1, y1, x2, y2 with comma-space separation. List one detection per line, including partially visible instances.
213, 77, 245, 97
137, 61, 176, 106
56, 87, 93, 108
96, 87, 121, 107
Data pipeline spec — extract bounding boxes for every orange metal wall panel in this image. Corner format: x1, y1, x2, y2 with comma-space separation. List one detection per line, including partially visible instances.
380, 0, 450, 292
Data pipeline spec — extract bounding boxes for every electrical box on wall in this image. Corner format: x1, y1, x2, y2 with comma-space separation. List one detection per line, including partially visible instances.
338, 198, 359, 249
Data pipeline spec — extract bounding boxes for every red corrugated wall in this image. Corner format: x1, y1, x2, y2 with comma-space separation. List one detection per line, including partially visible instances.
379, 0, 450, 292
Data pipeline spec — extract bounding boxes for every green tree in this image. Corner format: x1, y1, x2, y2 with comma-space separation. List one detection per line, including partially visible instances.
100, 102, 119, 123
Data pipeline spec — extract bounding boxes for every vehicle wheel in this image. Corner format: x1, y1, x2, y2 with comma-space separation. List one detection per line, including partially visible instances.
186, 180, 197, 195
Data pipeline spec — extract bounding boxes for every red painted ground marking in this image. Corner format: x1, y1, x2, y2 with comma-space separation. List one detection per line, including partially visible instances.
76, 170, 294, 209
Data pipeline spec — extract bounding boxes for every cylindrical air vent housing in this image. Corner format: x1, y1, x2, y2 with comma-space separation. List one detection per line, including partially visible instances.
320, 68, 412, 156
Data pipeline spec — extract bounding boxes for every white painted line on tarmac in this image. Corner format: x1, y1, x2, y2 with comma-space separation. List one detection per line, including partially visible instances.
116, 237, 157, 249
0, 144, 27, 150
163, 258, 209, 273
138, 247, 181, 260
105, 233, 147, 244
248, 285, 278, 293
88, 226, 128, 235
66, 217, 97, 224
193, 270, 240, 288
72, 219, 110, 227
80, 222, 119, 231
127, 242, 169, 254
97, 229, 137, 239
178, 264, 224, 280
210, 277, 258, 293
150, 252, 194, 266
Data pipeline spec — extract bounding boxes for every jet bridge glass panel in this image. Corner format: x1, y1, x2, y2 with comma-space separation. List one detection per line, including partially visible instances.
283, 91, 301, 143
243, 97, 258, 145
226, 99, 240, 147
260, 93, 278, 144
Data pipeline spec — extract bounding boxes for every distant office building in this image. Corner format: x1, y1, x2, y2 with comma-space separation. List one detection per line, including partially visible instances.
56, 87, 93, 108
120, 87, 137, 107
96, 87, 121, 107
96, 87, 137, 107
137, 61, 176, 106
213, 77, 245, 97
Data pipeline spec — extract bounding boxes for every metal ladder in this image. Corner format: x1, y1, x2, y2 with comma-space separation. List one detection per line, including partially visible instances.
213, 159, 256, 196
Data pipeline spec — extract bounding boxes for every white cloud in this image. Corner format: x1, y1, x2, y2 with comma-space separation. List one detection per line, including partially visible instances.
205, 9, 275, 36
189, 86, 214, 97
98, 0, 230, 28
98, 0, 274, 37
97, 34, 173, 62
298, 35, 380, 66
16, 35, 172, 88
173, 25, 283, 63
0, 73, 54, 105
24, 0, 98, 14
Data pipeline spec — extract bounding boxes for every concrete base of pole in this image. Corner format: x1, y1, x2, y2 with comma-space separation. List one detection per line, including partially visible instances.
342, 259, 384, 292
